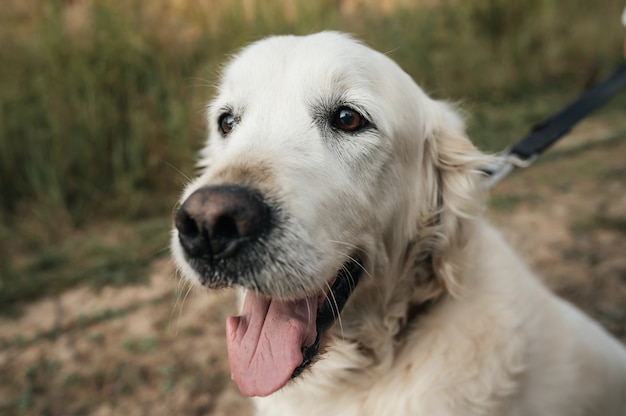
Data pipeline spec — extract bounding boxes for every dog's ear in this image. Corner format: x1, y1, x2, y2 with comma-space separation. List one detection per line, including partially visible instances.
414, 101, 489, 298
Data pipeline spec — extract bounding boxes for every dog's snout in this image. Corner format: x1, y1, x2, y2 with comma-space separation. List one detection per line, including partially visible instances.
175, 185, 270, 259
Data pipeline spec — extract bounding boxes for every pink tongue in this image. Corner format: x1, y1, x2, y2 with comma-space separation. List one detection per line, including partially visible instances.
225, 291, 318, 397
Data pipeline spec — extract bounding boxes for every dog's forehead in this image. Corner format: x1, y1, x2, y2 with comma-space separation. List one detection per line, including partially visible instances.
221, 33, 390, 99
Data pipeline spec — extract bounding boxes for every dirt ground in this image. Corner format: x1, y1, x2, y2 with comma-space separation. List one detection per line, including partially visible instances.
1, 118, 625, 416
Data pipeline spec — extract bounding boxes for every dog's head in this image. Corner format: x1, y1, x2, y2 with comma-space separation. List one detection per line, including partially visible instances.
171, 32, 487, 397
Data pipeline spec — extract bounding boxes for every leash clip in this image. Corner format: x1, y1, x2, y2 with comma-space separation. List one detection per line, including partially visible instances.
482, 150, 538, 188
507, 151, 538, 169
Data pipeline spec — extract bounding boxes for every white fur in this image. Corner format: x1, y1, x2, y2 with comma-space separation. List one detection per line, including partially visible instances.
172, 32, 626, 415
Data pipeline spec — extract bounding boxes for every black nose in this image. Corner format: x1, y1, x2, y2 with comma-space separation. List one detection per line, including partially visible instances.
175, 185, 271, 260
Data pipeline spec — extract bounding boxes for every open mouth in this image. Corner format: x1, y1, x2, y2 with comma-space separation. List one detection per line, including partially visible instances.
225, 255, 364, 397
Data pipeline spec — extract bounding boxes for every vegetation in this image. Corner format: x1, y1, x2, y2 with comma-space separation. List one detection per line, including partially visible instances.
1, 2, 625, 414
1, 0, 625, 312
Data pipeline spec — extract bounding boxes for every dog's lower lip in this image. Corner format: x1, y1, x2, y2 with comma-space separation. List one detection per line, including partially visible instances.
291, 254, 363, 379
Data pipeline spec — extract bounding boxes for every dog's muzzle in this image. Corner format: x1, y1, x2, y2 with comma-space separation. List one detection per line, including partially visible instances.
174, 184, 363, 397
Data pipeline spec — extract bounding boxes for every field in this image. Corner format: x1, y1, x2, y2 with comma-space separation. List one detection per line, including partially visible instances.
1, 0, 625, 415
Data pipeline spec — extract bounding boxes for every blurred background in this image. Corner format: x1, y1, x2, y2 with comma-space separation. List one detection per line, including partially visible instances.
1, 0, 625, 415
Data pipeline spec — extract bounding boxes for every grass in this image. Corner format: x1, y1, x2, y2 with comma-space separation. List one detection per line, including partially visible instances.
1, 3, 625, 413
572, 213, 626, 236
1, 0, 626, 310
0, 217, 171, 315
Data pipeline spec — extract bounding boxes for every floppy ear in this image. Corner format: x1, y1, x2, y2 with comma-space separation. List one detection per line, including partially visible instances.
413, 100, 489, 298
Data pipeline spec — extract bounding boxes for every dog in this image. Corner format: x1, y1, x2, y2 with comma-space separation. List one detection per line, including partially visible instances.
171, 32, 626, 415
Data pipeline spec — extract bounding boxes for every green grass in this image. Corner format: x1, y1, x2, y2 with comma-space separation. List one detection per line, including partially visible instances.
1, 0, 625, 309
0, 218, 171, 315
572, 213, 626, 236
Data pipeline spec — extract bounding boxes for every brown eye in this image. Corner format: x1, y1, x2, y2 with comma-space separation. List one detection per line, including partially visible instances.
218, 113, 236, 136
331, 107, 368, 132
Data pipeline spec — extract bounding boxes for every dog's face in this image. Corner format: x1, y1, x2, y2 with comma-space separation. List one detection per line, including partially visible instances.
171, 32, 483, 397
174, 32, 435, 295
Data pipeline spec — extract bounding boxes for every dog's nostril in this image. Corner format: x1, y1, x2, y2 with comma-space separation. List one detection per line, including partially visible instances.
213, 215, 240, 240
175, 209, 206, 258
175, 185, 271, 259
176, 211, 200, 238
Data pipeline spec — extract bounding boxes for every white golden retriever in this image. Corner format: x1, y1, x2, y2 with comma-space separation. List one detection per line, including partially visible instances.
171, 32, 626, 415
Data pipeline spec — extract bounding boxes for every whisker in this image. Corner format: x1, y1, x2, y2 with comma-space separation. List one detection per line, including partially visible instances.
168, 270, 185, 328
327, 239, 374, 272
327, 242, 372, 283
184, 76, 218, 89
176, 281, 195, 337
326, 239, 360, 251
152, 245, 172, 258
327, 241, 386, 309
169, 273, 195, 337
324, 279, 344, 340
162, 160, 193, 184
304, 295, 314, 336
383, 46, 401, 56
347, 253, 372, 283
